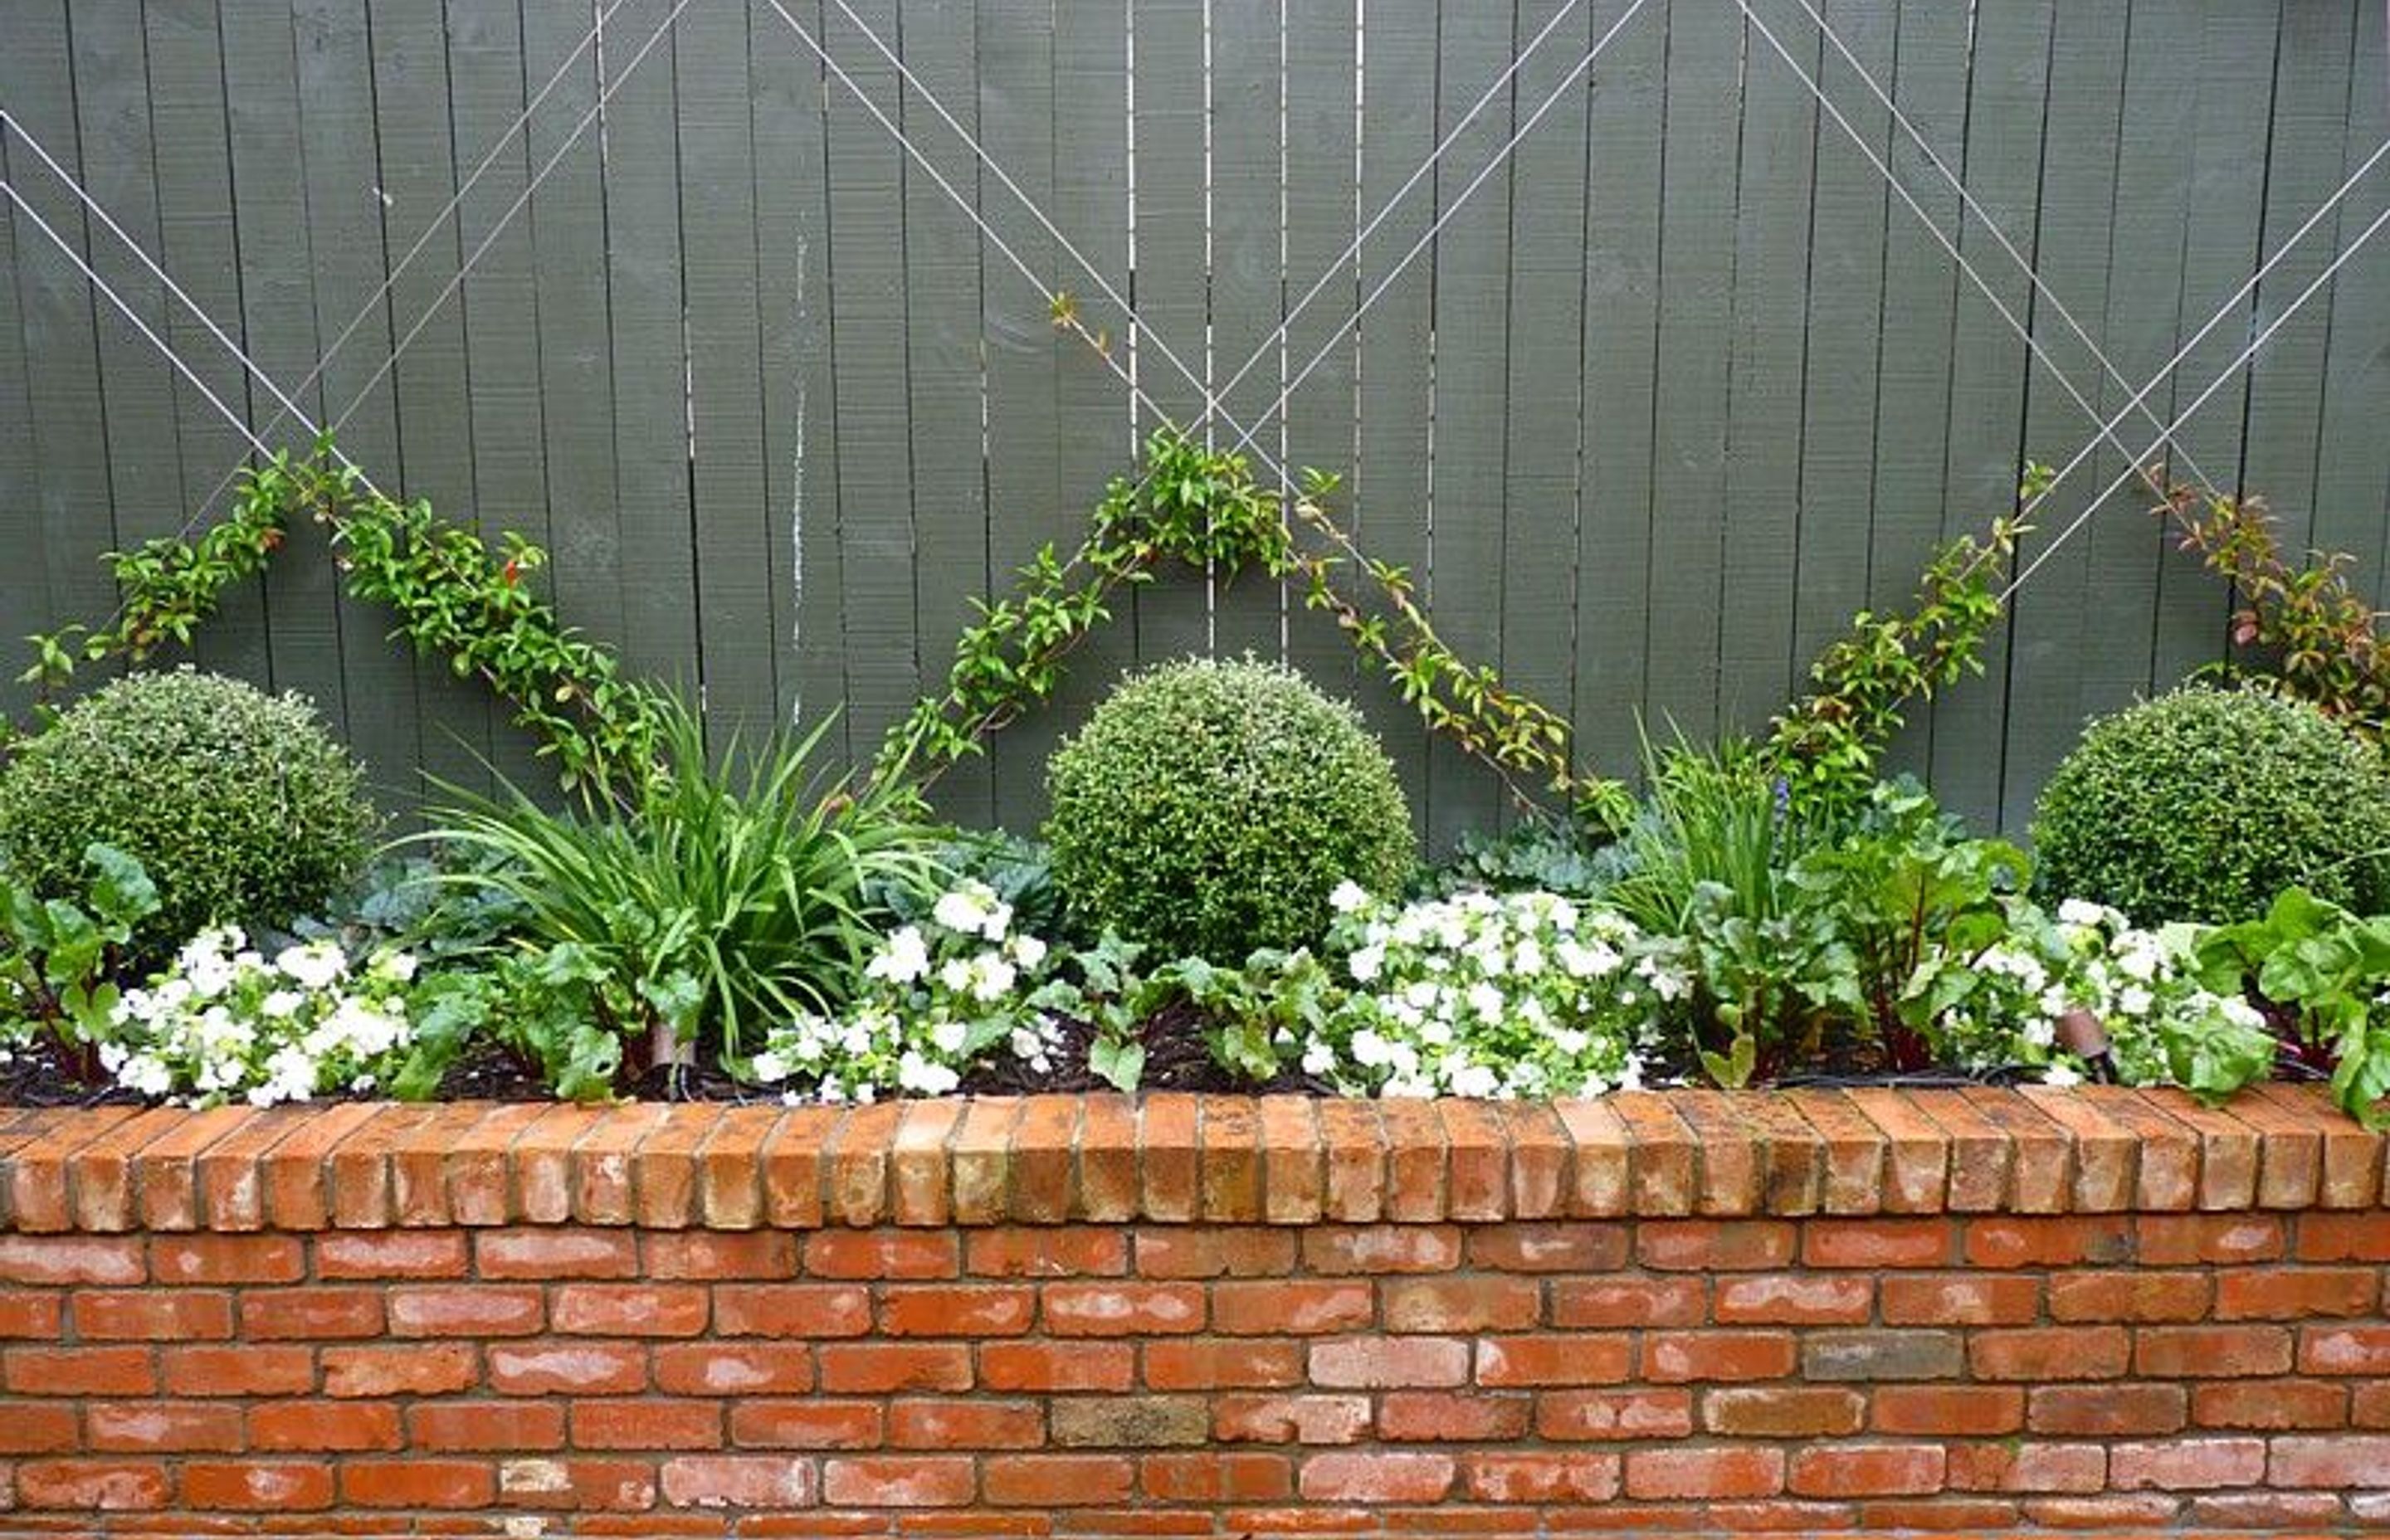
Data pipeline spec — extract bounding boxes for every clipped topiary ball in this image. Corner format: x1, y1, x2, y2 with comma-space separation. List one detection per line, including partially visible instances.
2032, 684, 2390, 924
1045, 656, 1417, 959
0, 669, 376, 953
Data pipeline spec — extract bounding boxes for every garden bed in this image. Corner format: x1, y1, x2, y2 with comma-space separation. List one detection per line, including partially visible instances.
0, 1086, 2383, 1537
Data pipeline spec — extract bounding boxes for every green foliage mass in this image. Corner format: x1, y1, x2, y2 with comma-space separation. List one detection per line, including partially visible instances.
417, 693, 939, 1091
1045, 657, 1417, 961
2032, 685, 2390, 925
0, 670, 373, 956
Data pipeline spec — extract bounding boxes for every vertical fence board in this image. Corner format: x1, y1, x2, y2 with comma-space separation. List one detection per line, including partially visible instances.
1927, 0, 2051, 830
1280, 0, 1362, 722
1717, 0, 1817, 733
522, 1, 629, 750
1046, 0, 1134, 826
222, 0, 347, 729
1862, 0, 1965, 785
292, 0, 423, 803
68, 1, 178, 575
677, 0, 778, 743
144, 0, 266, 685
370, 0, 498, 792
1426, 0, 1517, 845
1997, 0, 2127, 830
0, 130, 41, 721
600, 0, 699, 709
2240, 4, 2358, 553
1209, 0, 1287, 664
2075, 0, 2195, 739
1645, 0, 1737, 746
2149, 0, 2280, 692
1786, 0, 1891, 679
1572, 0, 1663, 789
1352, 0, 1439, 836
2319, 0, 2390, 594
1129, 0, 1212, 665
824, 0, 922, 757
753, 0, 850, 763
1498, 0, 1589, 789
975, 0, 1064, 812
897, 0, 994, 823
446, 0, 550, 789
2, 0, 120, 719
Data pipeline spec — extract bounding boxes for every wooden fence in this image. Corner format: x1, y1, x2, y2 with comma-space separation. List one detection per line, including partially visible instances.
2, 0, 2385, 843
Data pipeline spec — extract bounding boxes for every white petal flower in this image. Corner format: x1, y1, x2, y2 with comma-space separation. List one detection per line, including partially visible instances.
868, 927, 933, 985
1329, 880, 1372, 914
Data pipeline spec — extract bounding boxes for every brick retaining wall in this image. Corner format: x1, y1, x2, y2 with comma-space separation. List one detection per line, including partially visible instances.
0, 1084, 2383, 1535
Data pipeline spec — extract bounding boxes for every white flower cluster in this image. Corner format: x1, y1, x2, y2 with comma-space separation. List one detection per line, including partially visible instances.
104, 928, 419, 1106
752, 880, 1061, 1102
2041, 899, 2269, 1087
1311, 881, 1657, 1099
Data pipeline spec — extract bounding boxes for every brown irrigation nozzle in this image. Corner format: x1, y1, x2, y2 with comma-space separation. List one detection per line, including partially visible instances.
2056, 1008, 2111, 1060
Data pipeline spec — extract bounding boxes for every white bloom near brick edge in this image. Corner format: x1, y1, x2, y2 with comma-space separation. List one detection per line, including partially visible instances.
752, 880, 1063, 1104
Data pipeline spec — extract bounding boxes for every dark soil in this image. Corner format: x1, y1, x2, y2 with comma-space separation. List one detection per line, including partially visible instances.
0, 1036, 139, 1108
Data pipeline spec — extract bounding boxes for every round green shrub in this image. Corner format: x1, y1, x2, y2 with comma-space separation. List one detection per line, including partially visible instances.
0, 669, 376, 953
1045, 656, 1417, 959
2032, 684, 2390, 924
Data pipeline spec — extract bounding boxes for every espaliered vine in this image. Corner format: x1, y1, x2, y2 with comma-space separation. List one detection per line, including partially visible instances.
876, 427, 1634, 827
2156, 478, 2390, 743
23, 445, 671, 798
1761, 512, 2026, 816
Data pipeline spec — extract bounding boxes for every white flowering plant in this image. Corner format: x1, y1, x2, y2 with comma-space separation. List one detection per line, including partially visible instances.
1307, 882, 1659, 1098
101, 928, 423, 1106
749, 880, 1063, 1101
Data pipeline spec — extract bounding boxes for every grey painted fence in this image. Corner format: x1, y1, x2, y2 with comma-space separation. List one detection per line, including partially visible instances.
2, 0, 2386, 845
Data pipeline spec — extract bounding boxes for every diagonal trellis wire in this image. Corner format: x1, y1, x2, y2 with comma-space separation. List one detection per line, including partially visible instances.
2001, 194, 2390, 602
1763, 0, 2229, 502
1, 0, 649, 555
1997, 135, 2390, 592
1732, 0, 2212, 509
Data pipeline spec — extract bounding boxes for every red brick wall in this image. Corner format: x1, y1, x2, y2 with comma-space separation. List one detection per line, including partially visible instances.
0, 1085, 2383, 1535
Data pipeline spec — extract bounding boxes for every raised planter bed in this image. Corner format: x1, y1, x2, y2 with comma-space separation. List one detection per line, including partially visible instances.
0, 1085, 2383, 1535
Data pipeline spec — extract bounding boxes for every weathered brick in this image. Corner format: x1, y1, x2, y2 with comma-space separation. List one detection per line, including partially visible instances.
1713, 1273, 1871, 1323
2109, 1437, 2266, 1491
1145, 1339, 1305, 1390
1311, 1335, 1470, 1388
1642, 1330, 1797, 1384
1300, 1451, 1456, 1503
1880, 1273, 2039, 1325
1213, 1392, 1373, 1445
1802, 1329, 1963, 1382
1972, 1326, 2130, 1382
1383, 1275, 1540, 1332
1623, 1447, 1783, 1499
1043, 1280, 1205, 1335
1051, 1396, 1212, 1448
184, 1460, 334, 1511
250, 1401, 403, 1451
2217, 1267, 2378, 1319
17, 1458, 170, 1511
1215, 1279, 1373, 1335
2192, 1377, 2347, 1429
1476, 1333, 1635, 1386
653, 1342, 815, 1396
2027, 1383, 2186, 1436
822, 1456, 975, 1507
1377, 1390, 1531, 1442
2046, 1270, 2212, 1323
1535, 1388, 1695, 1441
1874, 1385, 2026, 1436
661, 1454, 820, 1508
1789, 1444, 1945, 1498
981, 1340, 1134, 1392
1703, 1386, 1865, 1436
1551, 1275, 1705, 1328
816, 1341, 971, 1392
325, 1343, 480, 1398
2134, 1324, 2294, 1378
2270, 1434, 2390, 1487
886, 1398, 1037, 1449
1135, 1226, 1296, 1278
1946, 1442, 2107, 1494
730, 1398, 884, 1450
1637, 1219, 1796, 1271
1143, 1451, 1295, 1502
986, 1454, 1134, 1506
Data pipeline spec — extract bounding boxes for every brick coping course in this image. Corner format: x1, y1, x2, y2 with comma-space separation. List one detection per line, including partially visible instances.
2, 1083, 2377, 1235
